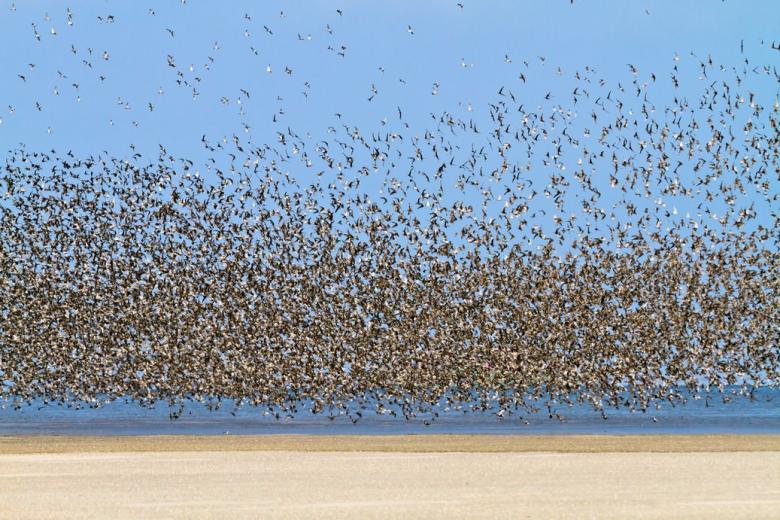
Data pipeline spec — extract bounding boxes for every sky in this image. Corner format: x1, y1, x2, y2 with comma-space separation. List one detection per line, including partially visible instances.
0, 0, 777, 249
0, 0, 778, 410
1, 1, 777, 153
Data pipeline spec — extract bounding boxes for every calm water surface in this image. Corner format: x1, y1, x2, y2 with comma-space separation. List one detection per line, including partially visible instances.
2, 388, 778, 436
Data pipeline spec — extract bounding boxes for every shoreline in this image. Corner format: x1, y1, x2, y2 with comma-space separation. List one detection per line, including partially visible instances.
2, 433, 779, 454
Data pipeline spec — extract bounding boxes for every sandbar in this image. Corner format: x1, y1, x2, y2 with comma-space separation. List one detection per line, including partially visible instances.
1, 435, 778, 519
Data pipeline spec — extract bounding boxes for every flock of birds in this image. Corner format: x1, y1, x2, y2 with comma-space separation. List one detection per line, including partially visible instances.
0, 3, 778, 422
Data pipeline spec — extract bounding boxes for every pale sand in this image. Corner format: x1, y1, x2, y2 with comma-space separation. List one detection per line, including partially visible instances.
0, 436, 778, 519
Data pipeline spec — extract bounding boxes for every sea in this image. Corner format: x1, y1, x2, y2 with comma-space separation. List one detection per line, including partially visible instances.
1, 388, 778, 435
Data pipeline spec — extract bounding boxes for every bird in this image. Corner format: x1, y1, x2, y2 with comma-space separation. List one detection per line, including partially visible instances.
0, 1, 774, 430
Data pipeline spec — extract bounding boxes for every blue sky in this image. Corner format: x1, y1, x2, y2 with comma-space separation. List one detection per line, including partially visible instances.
2, 1, 777, 154
0, 1, 777, 250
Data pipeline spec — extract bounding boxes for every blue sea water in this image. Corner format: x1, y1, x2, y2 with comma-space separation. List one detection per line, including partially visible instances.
1, 388, 778, 436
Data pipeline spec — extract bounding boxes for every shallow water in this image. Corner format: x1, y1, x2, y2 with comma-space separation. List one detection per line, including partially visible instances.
2, 388, 778, 435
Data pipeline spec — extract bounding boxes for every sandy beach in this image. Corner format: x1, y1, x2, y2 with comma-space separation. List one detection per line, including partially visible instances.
1, 435, 779, 519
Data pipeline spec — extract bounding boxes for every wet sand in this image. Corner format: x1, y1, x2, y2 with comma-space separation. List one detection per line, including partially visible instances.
2, 434, 780, 454
1, 435, 778, 519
